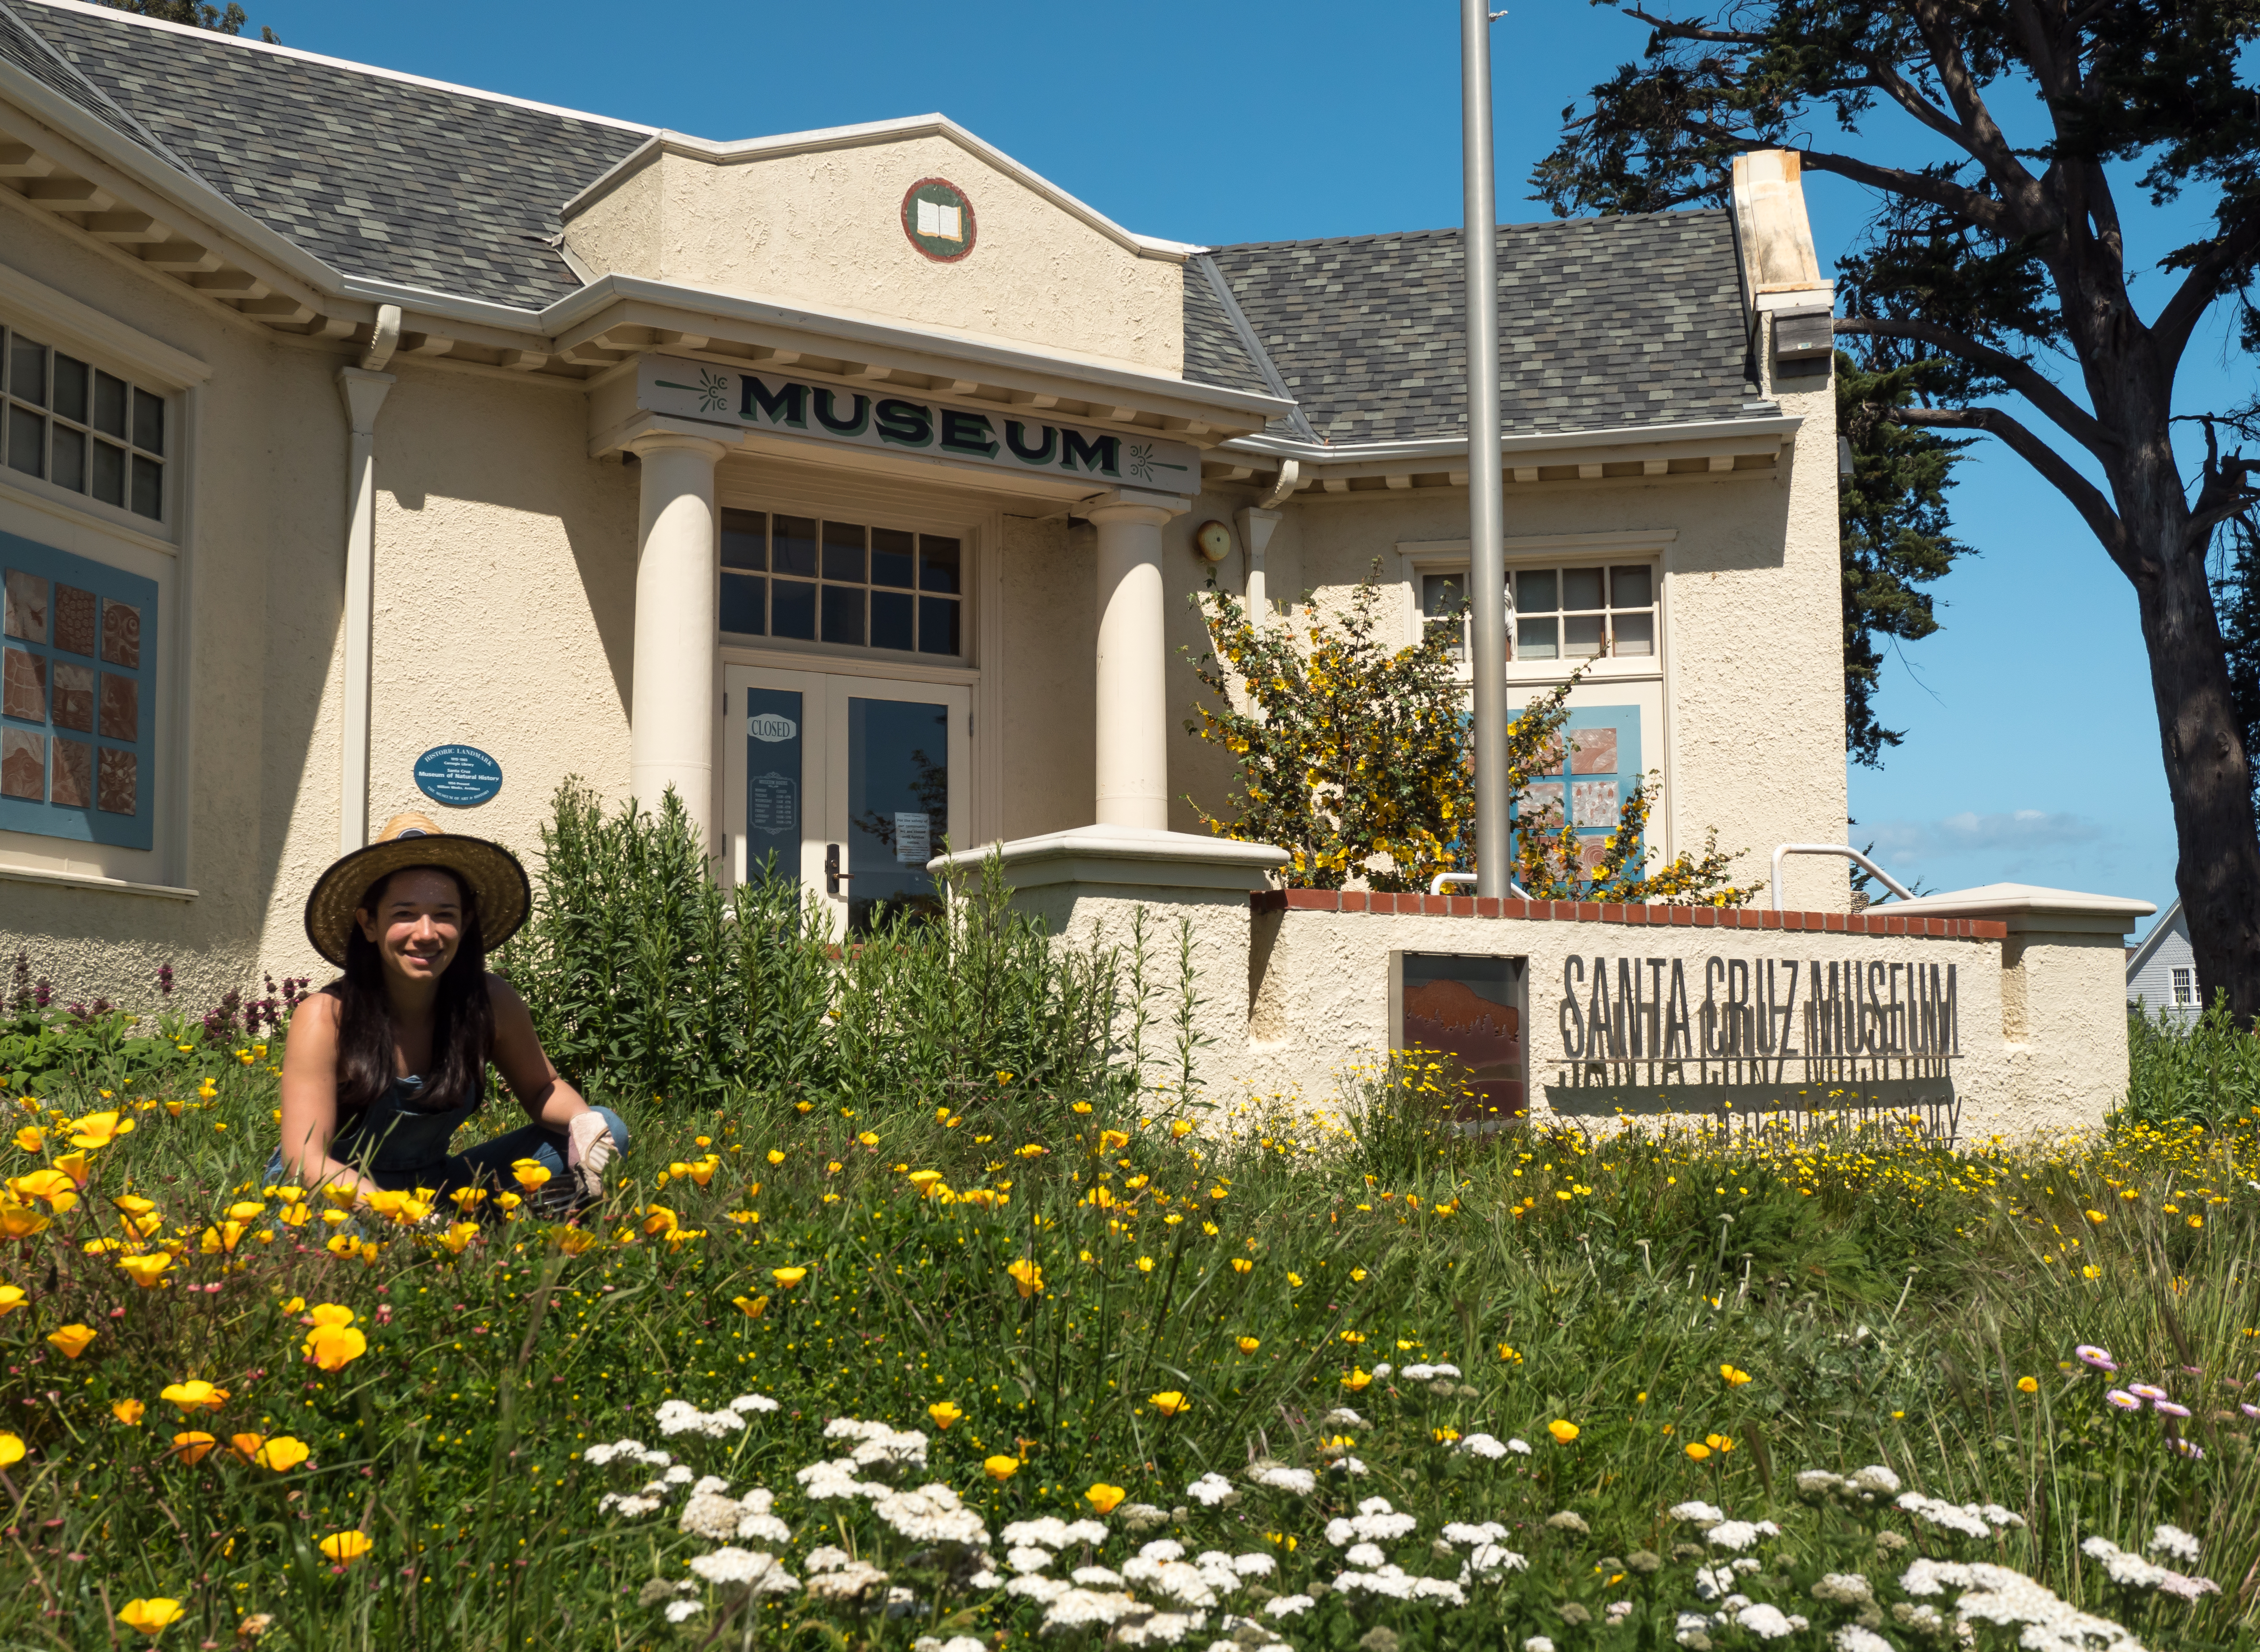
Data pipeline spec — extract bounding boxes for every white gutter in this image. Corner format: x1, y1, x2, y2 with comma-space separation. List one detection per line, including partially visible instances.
1220, 412, 1806, 467
336, 305, 401, 854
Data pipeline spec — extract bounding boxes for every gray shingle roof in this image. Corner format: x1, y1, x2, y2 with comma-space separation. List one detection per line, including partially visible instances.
12, 0, 649, 310
7, 5, 1755, 436
1203, 212, 1756, 444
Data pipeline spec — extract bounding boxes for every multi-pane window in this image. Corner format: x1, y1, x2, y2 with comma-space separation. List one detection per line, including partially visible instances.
1, 530, 158, 849
2171, 966, 2194, 1007
1513, 564, 1653, 661
2, 328, 166, 522
1420, 571, 1469, 659
718, 509, 961, 657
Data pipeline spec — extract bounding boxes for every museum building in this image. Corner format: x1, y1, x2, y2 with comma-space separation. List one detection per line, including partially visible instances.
0, 0, 2145, 1132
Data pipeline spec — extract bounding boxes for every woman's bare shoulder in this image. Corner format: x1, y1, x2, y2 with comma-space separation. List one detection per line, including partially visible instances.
483, 973, 531, 1015
292, 991, 344, 1029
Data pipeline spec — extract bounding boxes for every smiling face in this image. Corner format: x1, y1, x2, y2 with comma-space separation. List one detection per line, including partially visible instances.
355, 866, 468, 992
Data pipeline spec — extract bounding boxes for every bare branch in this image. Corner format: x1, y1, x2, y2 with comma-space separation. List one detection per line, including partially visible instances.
1834, 317, 2115, 458
1893, 405, 2130, 569
1905, 0, 2042, 202
1798, 147, 2025, 238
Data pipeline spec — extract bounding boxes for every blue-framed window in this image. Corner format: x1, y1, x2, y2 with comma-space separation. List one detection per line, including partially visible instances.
0, 529, 158, 849
1514, 704, 1641, 876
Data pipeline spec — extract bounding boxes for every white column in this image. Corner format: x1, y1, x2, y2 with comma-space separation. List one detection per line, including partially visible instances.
336, 365, 395, 854
1088, 490, 1188, 830
1234, 505, 1283, 627
629, 431, 728, 849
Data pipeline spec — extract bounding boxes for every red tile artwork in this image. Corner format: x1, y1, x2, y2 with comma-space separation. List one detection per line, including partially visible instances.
99, 673, 137, 741
101, 598, 140, 668
53, 585, 96, 656
51, 661, 92, 732
1569, 727, 1618, 774
0, 729, 42, 800
1, 570, 46, 641
2, 646, 46, 723
51, 737, 90, 807
96, 747, 135, 815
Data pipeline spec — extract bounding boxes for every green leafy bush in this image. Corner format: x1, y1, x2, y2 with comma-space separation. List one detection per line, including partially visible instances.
2121, 996, 2260, 1131
498, 780, 1139, 1111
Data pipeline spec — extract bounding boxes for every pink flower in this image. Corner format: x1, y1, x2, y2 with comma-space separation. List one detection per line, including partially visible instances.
2153, 1401, 2192, 1419
2075, 1345, 2118, 1372
2240, 1403, 2260, 1420
2106, 1390, 2143, 1410
2169, 1437, 2205, 1460
2128, 1383, 2169, 1401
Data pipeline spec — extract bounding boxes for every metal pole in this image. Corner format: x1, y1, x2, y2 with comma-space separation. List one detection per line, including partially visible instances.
1462, 0, 1508, 896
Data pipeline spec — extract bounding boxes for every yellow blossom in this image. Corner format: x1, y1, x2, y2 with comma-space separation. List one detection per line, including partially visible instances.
46, 1323, 95, 1359
1720, 1365, 1751, 1386
1150, 1391, 1190, 1418
1548, 1419, 1580, 1444
118, 1253, 173, 1288
771, 1266, 809, 1289
1085, 1482, 1126, 1513
1237, 1336, 1261, 1354
732, 1294, 770, 1319
171, 1431, 217, 1465
0, 1432, 22, 1466
319, 1530, 372, 1563
160, 1380, 228, 1413
303, 1325, 366, 1372
66, 1111, 134, 1150
1007, 1258, 1045, 1298
117, 1597, 186, 1635
928, 1401, 964, 1430
984, 1455, 1019, 1481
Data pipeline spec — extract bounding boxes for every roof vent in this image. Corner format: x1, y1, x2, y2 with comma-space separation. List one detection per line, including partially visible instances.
1771, 305, 1835, 363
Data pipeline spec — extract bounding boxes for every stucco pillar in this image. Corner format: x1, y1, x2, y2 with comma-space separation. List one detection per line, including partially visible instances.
336, 365, 395, 855
629, 431, 728, 849
1087, 490, 1188, 830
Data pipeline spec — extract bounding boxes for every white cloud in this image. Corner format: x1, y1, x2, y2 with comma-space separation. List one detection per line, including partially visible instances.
1867, 810, 2102, 863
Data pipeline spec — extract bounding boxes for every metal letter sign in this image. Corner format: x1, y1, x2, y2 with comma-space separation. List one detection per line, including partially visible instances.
413, 744, 503, 808
638, 355, 1201, 497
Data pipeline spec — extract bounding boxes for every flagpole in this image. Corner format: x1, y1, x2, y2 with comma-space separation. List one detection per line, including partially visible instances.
1462, 0, 1509, 897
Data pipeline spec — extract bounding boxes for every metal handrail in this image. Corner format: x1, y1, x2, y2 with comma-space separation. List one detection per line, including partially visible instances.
1428, 870, 1533, 899
1769, 843, 1913, 912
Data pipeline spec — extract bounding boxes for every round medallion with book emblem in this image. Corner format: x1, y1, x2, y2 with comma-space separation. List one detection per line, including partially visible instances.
902, 178, 977, 262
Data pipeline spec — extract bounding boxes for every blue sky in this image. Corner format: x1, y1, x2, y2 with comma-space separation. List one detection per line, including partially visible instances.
242, 0, 2245, 934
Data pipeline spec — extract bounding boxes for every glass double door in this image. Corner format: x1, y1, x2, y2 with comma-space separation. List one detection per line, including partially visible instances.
723, 666, 968, 935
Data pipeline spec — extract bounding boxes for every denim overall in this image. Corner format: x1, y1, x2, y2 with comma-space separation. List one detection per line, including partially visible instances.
267, 1074, 629, 1204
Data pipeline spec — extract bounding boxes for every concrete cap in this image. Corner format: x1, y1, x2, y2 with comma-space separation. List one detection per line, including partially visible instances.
930, 824, 1288, 892
1870, 882, 2156, 936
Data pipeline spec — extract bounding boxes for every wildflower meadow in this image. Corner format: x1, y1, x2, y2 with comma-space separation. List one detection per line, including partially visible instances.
1, 820, 2256, 1651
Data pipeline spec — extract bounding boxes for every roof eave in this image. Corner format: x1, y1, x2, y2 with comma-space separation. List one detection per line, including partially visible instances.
1220, 412, 1806, 469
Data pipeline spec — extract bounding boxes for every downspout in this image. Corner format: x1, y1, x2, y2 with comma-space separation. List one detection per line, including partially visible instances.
336, 305, 401, 854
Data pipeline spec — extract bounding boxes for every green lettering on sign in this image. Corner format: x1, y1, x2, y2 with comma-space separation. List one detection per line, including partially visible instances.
743, 378, 807, 428
1061, 429, 1119, 476
875, 399, 934, 448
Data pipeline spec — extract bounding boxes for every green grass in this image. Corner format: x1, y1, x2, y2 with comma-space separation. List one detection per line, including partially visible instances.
0, 1029, 2256, 1651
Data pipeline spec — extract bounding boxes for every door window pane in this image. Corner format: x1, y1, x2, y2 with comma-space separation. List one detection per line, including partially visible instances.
871, 527, 915, 588
720, 509, 767, 571
92, 371, 126, 439
918, 595, 960, 657
8, 336, 44, 406
772, 579, 816, 639
821, 584, 864, 647
870, 589, 914, 652
1561, 567, 1605, 610
743, 686, 803, 880
131, 388, 163, 456
1610, 565, 1652, 607
1516, 616, 1558, 659
846, 695, 948, 935
720, 575, 766, 636
821, 521, 866, 583
773, 515, 818, 577
920, 537, 961, 593
50, 424, 84, 494
1516, 569, 1557, 612
1563, 613, 1604, 657
131, 455, 162, 520
7, 405, 42, 478
91, 440, 124, 506
51, 355, 87, 424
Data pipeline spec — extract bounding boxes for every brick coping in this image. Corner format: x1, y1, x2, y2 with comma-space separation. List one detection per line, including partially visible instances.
1249, 888, 2006, 940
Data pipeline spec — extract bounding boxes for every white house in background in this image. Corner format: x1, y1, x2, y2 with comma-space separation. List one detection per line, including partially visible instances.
2125, 897, 2198, 1023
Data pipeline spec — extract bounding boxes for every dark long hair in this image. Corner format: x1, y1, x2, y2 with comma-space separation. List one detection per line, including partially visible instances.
327, 865, 494, 1115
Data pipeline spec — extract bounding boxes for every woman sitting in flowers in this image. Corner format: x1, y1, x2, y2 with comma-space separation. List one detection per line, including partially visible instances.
272, 812, 625, 1210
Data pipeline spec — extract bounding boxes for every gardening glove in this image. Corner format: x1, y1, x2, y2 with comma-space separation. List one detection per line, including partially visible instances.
566, 1112, 616, 1204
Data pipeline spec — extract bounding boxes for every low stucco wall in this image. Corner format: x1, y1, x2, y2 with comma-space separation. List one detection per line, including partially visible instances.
1027, 886, 2132, 1143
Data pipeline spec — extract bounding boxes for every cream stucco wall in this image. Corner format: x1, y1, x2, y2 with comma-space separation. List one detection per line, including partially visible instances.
1005, 429, 1851, 909
563, 136, 1186, 378
0, 202, 346, 1014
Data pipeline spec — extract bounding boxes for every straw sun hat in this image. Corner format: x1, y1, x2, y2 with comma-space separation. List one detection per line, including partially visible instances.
303, 811, 532, 967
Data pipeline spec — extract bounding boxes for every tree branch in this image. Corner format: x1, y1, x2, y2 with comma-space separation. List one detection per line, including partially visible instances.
2154, 209, 2260, 371
1892, 405, 2130, 569
1905, 0, 2043, 204
1834, 317, 2115, 458
1797, 146, 2023, 239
